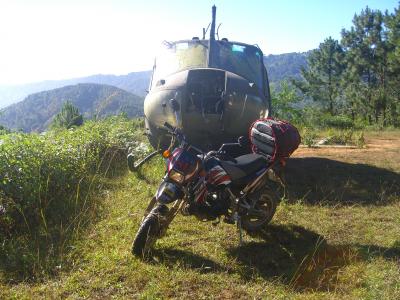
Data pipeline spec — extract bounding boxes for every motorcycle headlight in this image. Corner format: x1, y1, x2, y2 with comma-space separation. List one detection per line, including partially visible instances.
169, 169, 184, 184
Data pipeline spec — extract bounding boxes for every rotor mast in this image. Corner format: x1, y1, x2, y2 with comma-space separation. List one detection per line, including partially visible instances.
208, 5, 216, 67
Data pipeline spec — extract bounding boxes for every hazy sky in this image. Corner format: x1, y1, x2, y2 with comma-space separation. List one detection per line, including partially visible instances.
0, 0, 398, 85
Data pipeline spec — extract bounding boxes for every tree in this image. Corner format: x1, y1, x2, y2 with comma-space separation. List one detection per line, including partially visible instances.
51, 101, 83, 129
271, 81, 301, 122
385, 3, 400, 125
294, 37, 345, 115
341, 7, 390, 125
0, 124, 10, 135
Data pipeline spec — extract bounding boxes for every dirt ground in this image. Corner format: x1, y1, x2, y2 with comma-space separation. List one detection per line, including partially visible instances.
284, 131, 400, 205
294, 131, 400, 171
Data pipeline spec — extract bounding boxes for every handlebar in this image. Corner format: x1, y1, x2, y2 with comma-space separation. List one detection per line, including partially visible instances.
163, 121, 175, 132
163, 122, 206, 157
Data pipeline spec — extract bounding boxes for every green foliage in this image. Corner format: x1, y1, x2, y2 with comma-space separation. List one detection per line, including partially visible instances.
271, 81, 302, 122
321, 114, 354, 129
294, 37, 345, 115
50, 101, 83, 129
301, 128, 318, 147
264, 52, 308, 83
0, 116, 146, 279
291, 4, 400, 128
0, 125, 10, 135
325, 128, 354, 145
341, 7, 389, 125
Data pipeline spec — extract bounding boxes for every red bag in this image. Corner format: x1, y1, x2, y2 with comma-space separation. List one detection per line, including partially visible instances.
249, 118, 301, 161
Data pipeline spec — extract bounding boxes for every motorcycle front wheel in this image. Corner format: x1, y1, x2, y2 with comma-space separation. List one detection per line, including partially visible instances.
241, 186, 278, 232
131, 204, 168, 258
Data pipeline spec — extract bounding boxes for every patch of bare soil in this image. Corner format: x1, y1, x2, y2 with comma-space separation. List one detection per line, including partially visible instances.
293, 133, 400, 171
284, 132, 400, 204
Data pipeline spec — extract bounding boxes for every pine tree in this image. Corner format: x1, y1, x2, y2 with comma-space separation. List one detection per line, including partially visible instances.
341, 7, 389, 125
51, 101, 83, 129
385, 4, 400, 126
294, 37, 345, 115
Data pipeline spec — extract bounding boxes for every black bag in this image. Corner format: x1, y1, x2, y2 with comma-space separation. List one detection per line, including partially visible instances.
250, 118, 301, 161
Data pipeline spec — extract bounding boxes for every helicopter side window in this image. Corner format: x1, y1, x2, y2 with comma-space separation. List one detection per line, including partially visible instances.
151, 42, 208, 89
215, 42, 263, 89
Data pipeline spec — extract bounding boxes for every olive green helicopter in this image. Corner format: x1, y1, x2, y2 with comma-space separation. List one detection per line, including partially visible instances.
130, 6, 272, 169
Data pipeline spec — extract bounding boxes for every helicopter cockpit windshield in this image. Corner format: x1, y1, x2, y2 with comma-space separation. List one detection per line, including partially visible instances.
213, 42, 264, 89
151, 40, 265, 91
152, 41, 208, 86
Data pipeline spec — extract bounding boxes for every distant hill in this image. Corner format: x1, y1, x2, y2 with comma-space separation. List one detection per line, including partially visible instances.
0, 71, 151, 109
0, 83, 143, 132
0, 53, 309, 109
263, 52, 308, 89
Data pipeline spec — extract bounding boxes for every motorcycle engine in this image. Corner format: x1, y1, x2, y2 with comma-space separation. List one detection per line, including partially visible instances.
184, 190, 230, 221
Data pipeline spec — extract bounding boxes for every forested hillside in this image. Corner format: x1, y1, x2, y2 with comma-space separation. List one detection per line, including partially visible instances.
264, 52, 308, 86
0, 83, 143, 132
0, 71, 151, 108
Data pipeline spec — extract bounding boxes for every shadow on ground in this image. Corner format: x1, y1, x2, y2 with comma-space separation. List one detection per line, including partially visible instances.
152, 248, 231, 274
284, 158, 400, 205
228, 224, 400, 291
153, 224, 400, 292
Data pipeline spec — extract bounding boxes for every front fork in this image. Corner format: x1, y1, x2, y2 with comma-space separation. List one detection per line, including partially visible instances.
142, 196, 184, 237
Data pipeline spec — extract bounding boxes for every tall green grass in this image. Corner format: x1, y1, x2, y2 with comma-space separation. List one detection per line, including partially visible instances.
0, 116, 146, 280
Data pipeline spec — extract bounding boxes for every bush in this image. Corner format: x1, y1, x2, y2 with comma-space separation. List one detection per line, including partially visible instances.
0, 116, 146, 280
0, 125, 10, 135
301, 128, 318, 147
322, 128, 365, 147
322, 115, 354, 129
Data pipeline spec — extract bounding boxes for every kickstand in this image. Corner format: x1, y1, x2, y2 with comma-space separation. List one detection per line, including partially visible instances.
237, 216, 243, 246
212, 217, 221, 227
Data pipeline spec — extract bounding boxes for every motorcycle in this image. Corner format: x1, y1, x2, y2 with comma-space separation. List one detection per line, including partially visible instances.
131, 116, 285, 258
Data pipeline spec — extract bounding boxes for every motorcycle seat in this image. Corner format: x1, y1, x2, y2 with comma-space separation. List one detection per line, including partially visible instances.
219, 153, 269, 182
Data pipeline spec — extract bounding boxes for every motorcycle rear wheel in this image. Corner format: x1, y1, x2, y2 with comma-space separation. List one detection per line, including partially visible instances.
241, 187, 278, 232
131, 204, 168, 258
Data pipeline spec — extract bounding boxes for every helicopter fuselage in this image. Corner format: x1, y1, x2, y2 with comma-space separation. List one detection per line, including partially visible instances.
144, 39, 271, 150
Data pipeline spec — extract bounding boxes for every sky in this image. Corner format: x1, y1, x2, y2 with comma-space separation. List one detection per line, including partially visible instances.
0, 0, 398, 85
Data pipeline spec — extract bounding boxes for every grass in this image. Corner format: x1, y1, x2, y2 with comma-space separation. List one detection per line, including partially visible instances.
1, 130, 400, 299
300, 127, 366, 148
0, 116, 147, 281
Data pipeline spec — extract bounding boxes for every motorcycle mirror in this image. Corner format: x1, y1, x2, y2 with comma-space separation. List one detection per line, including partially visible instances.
238, 136, 250, 147
169, 99, 180, 112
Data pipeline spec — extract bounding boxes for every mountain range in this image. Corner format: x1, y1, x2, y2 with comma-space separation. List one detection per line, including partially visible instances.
0, 71, 151, 109
0, 83, 143, 132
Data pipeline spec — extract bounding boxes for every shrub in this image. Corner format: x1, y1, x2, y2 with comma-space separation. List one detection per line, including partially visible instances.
301, 128, 318, 147
322, 115, 354, 129
0, 116, 146, 279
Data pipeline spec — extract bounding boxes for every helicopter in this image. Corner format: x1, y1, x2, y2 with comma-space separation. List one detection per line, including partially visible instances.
144, 5, 271, 152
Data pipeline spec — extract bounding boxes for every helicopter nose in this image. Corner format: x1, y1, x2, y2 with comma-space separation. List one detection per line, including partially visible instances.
186, 69, 226, 114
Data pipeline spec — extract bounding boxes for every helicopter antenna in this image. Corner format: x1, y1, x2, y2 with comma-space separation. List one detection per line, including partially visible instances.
162, 40, 173, 48
216, 23, 222, 40
210, 5, 216, 41
202, 23, 210, 39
